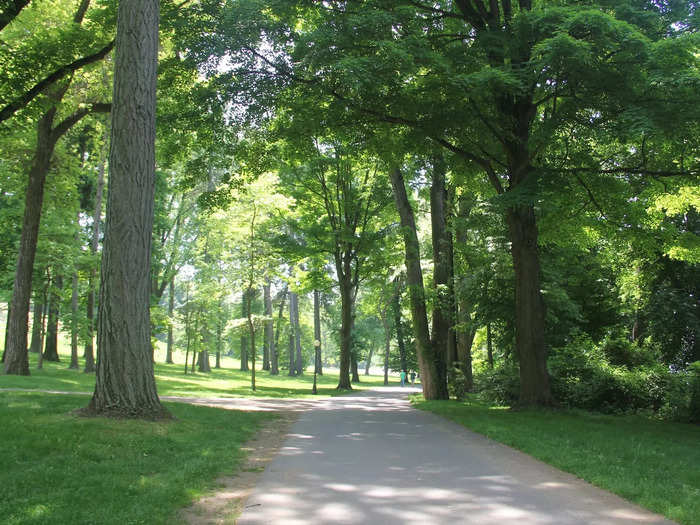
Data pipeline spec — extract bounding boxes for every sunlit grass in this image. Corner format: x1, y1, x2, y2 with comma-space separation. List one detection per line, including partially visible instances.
0, 391, 272, 524
0, 340, 396, 398
414, 395, 700, 525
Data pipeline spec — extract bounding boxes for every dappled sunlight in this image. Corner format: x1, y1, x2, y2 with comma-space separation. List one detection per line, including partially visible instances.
238, 388, 672, 525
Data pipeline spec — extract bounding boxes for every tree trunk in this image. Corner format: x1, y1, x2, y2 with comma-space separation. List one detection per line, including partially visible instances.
351, 353, 360, 383
83, 0, 168, 418
292, 292, 303, 375
262, 283, 271, 370
506, 204, 553, 406
69, 266, 79, 369
166, 277, 175, 364
486, 322, 494, 368
248, 286, 256, 391
29, 298, 43, 354
382, 316, 390, 386
337, 280, 354, 389
271, 286, 286, 375
215, 313, 222, 369
313, 289, 322, 374
392, 277, 408, 374
364, 343, 374, 375
240, 289, 249, 371
455, 194, 475, 390
198, 349, 211, 373
389, 165, 447, 400
43, 273, 62, 362
4, 109, 59, 375
288, 332, 295, 376
430, 154, 452, 384
84, 131, 106, 373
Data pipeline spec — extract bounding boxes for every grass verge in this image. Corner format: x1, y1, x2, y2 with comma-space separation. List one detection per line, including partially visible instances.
413, 396, 700, 525
0, 391, 273, 525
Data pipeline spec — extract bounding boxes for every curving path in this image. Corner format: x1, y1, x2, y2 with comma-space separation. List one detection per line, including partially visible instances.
236, 387, 673, 525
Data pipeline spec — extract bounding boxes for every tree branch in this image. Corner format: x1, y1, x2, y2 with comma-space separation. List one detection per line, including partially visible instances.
50, 102, 111, 142
0, 0, 30, 32
0, 39, 114, 123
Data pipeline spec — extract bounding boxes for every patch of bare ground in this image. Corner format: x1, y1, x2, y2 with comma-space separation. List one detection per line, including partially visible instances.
180, 411, 298, 525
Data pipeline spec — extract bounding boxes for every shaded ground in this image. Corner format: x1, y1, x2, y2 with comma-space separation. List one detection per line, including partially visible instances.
236, 387, 674, 525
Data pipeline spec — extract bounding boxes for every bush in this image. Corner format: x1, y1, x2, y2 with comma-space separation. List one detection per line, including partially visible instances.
473, 361, 519, 406
447, 366, 468, 401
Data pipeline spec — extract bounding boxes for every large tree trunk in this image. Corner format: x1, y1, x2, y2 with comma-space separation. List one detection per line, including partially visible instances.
84, 133, 106, 373
506, 204, 553, 405
43, 273, 62, 362
429, 154, 451, 385
29, 297, 44, 354
240, 289, 249, 371
83, 0, 168, 419
389, 165, 447, 400
263, 282, 272, 371
165, 277, 175, 364
288, 332, 295, 375
198, 349, 211, 373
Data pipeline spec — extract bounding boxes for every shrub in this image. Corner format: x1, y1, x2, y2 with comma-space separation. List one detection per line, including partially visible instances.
473, 361, 519, 406
447, 366, 468, 401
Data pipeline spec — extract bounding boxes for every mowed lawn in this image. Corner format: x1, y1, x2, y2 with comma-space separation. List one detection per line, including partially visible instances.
415, 396, 700, 525
0, 391, 272, 524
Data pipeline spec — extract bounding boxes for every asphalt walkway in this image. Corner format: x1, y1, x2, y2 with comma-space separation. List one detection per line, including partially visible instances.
236, 387, 673, 525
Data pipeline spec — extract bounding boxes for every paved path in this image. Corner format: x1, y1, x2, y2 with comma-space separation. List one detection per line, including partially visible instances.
237, 387, 673, 525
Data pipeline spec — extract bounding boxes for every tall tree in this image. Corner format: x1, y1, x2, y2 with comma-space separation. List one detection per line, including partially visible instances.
83, 0, 168, 418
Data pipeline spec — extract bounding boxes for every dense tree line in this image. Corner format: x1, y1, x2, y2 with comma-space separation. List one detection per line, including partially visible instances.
0, 1, 698, 420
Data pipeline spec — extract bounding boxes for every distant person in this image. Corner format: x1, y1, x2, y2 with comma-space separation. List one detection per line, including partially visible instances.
400, 370, 406, 387
410, 371, 416, 385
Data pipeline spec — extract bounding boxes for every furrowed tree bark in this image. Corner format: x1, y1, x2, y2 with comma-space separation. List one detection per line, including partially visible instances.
263, 282, 272, 371
430, 154, 451, 386
506, 203, 553, 405
43, 273, 61, 362
83, 0, 168, 418
389, 165, 447, 400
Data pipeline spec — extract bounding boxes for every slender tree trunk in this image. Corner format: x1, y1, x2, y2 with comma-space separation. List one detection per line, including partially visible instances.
293, 293, 303, 376
248, 286, 256, 391
313, 289, 322, 374
84, 0, 168, 418
4, 110, 59, 375
215, 316, 222, 369
389, 165, 447, 400
43, 273, 61, 362
271, 286, 286, 375
506, 204, 553, 405
486, 322, 494, 368
382, 316, 390, 386
263, 283, 271, 371
29, 298, 43, 354
455, 194, 474, 390
288, 332, 295, 375
240, 290, 249, 371
69, 266, 79, 369
84, 131, 106, 373
165, 277, 175, 364
364, 343, 374, 375
392, 278, 408, 374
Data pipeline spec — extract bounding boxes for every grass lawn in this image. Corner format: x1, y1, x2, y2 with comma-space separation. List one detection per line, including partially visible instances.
414, 396, 700, 525
0, 391, 273, 525
0, 342, 394, 398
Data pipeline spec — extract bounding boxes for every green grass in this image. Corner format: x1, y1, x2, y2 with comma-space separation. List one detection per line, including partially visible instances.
0, 343, 395, 398
0, 391, 273, 524
414, 395, 700, 525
